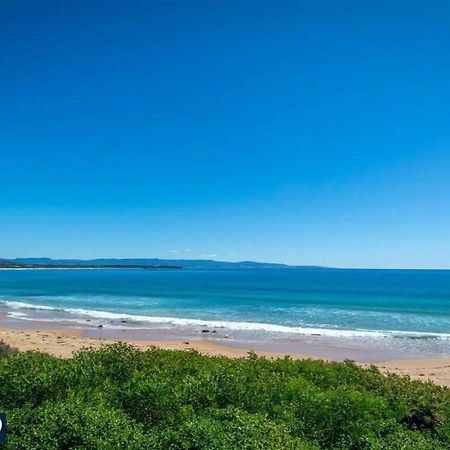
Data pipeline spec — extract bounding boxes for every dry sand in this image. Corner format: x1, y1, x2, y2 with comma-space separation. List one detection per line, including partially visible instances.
1, 327, 449, 388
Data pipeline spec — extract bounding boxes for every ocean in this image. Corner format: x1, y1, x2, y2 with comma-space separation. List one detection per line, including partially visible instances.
0, 268, 449, 358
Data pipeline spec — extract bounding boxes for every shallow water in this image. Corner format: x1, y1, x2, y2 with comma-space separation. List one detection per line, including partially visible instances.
0, 268, 449, 357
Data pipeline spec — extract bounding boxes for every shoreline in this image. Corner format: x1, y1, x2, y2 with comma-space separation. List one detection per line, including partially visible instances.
2, 311, 449, 361
1, 324, 449, 387
0, 267, 181, 270
3, 299, 450, 346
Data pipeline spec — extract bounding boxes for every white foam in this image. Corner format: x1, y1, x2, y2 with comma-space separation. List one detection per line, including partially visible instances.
5, 301, 61, 311
2, 299, 450, 340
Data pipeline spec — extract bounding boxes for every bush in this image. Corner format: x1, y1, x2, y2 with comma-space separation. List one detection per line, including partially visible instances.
0, 343, 449, 449
0, 340, 18, 358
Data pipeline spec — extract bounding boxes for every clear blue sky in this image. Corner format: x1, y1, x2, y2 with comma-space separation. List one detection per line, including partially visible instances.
1, 1, 450, 268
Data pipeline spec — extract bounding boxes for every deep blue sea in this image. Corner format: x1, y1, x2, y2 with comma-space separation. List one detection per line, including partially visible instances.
0, 268, 449, 356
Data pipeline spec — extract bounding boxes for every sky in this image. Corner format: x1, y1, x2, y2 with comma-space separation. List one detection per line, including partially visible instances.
1, 1, 450, 268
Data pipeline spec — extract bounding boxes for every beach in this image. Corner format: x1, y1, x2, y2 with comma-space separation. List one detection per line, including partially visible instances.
1, 324, 449, 387
1, 267, 450, 387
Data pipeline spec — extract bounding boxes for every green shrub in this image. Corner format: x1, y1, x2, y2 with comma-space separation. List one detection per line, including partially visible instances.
149, 407, 317, 450
0, 340, 18, 357
0, 343, 449, 449
6, 399, 148, 450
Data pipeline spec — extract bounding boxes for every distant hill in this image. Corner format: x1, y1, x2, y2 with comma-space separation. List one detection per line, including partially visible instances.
0, 259, 25, 268
5, 258, 312, 270
0, 258, 181, 270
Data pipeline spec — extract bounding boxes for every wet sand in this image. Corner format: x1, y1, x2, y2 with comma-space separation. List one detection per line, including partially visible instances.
1, 324, 449, 388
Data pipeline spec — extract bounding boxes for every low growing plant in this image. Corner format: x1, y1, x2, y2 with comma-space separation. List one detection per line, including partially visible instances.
0, 343, 449, 449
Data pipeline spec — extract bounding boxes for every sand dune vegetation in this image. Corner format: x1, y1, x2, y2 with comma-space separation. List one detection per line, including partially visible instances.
0, 342, 449, 449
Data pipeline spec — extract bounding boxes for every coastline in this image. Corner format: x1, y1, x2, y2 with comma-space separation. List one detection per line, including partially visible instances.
1, 324, 449, 387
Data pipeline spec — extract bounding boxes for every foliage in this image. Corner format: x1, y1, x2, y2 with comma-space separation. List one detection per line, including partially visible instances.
0, 343, 449, 449
0, 340, 18, 358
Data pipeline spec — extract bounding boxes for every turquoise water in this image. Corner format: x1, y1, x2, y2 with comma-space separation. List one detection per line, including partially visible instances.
0, 268, 449, 355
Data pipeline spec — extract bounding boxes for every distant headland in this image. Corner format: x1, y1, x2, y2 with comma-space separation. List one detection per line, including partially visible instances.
0, 258, 319, 270
0, 258, 181, 270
